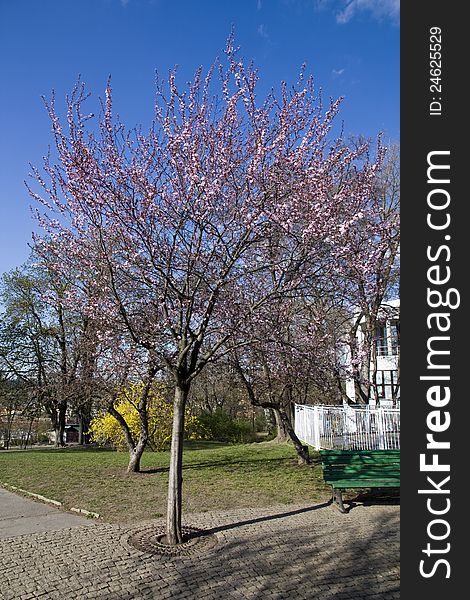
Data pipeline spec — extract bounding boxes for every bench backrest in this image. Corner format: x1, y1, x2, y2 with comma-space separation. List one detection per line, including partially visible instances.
319, 449, 400, 483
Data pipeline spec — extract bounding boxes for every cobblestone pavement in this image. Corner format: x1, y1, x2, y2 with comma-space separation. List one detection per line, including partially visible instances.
0, 501, 399, 599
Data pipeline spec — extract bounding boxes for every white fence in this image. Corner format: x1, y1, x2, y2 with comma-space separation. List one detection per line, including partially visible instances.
294, 404, 400, 450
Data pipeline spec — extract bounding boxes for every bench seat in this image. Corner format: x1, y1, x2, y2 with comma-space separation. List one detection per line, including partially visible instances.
320, 449, 400, 512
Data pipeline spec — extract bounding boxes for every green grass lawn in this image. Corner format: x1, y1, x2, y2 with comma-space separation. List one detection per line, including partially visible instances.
0, 441, 330, 523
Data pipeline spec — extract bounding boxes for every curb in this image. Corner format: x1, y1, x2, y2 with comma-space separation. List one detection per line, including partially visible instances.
1, 483, 62, 507
1, 483, 100, 518
70, 507, 100, 519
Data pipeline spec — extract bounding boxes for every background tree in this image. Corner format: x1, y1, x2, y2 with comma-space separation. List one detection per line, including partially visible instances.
230, 291, 340, 464
334, 143, 400, 404
0, 259, 105, 446
0, 265, 55, 442
89, 382, 206, 453
102, 350, 161, 473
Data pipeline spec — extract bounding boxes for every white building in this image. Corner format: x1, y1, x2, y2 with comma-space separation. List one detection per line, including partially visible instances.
343, 299, 400, 406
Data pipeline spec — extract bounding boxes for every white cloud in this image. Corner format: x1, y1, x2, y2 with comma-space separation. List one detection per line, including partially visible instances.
332, 68, 345, 76
257, 23, 269, 39
336, 0, 399, 24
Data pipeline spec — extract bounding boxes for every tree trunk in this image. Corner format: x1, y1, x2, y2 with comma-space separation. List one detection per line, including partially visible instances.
273, 408, 289, 443
78, 409, 91, 445
108, 402, 148, 473
51, 401, 67, 447
278, 407, 311, 465
55, 426, 64, 447
23, 417, 35, 449
263, 408, 275, 435
5, 425, 11, 450
56, 402, 67, 447
127, 443, 146, 473
166, 384, 188, 545
4, 410, 14, 449
78, 420, 85, 445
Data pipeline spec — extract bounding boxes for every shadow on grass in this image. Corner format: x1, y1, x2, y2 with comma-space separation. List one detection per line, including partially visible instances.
1, 445, 116, 454
182, 441, 232, 451
139, 456, 311, 475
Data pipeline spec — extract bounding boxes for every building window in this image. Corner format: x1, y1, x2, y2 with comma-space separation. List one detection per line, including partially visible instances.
375, 321, 400, 357
389, 321, 400, 356
375, 325, 388, 356
375, 369, 400, 400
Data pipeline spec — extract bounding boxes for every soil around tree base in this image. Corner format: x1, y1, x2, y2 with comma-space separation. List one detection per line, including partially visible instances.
128, 525, 218, 557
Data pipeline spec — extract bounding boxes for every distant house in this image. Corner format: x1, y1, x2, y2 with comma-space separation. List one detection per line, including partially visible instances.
46, 424, 80, 445
343, 299, 400, 407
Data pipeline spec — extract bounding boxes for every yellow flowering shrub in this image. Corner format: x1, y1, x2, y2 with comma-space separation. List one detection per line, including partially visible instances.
89, 383, 207, 451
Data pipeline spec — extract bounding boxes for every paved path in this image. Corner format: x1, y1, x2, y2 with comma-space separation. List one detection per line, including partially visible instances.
0, 494, 399, 600
0, 487, 94, 539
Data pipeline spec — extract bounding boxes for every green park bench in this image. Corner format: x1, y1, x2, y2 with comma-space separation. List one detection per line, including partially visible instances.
319, 449, 400, 513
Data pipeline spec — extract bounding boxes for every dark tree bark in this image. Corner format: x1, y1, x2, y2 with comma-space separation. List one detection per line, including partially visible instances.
277, 405, 310, 465
78, 404, 92, 445
51, 401, 67, 447
273, 408, 289, 443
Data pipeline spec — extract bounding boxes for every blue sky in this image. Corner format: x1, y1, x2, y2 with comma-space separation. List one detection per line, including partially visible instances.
0, 0, 399, 276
